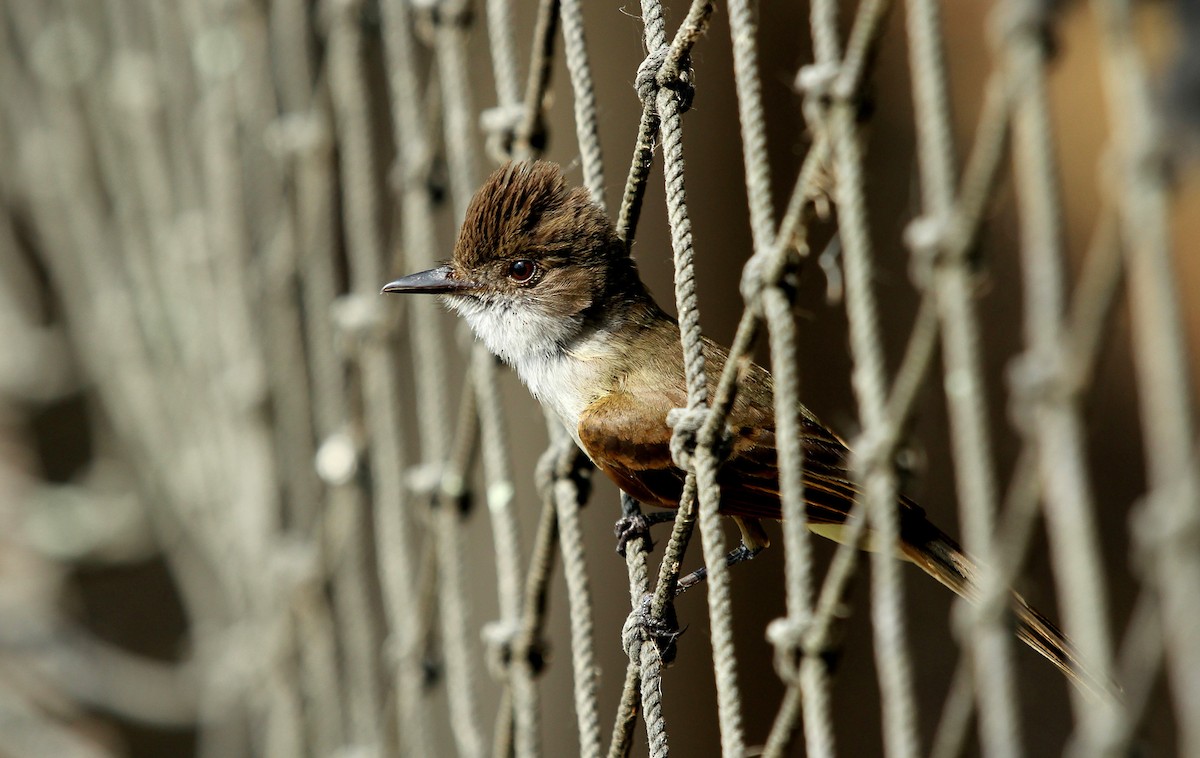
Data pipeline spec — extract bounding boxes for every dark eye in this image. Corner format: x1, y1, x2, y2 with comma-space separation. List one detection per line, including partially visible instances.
508, 259, 537, 283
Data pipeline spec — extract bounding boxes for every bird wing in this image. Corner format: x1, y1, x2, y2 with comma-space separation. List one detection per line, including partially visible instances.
574, 383, 688, 510
574, 335, 921, 528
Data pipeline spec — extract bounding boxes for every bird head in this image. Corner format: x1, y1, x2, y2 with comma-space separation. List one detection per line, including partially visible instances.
383, 161, 643, 365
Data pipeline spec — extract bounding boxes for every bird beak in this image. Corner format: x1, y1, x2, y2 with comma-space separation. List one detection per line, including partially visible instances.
381, 265, 476, 295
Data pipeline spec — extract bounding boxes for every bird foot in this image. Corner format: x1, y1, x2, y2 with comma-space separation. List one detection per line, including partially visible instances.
623, 592, 682, 665
675, 544, 764, 596
613, 511, 676, 556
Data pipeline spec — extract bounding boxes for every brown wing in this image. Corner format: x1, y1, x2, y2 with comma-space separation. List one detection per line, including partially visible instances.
575, 334, 917, 528
575, 381, 689, 510
715, 404, 878, 526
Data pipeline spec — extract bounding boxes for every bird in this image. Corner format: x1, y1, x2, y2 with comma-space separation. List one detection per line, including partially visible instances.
383, 159, 1093, 692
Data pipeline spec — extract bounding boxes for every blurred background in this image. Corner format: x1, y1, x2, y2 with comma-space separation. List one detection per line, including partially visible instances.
1, 0, 1198, 756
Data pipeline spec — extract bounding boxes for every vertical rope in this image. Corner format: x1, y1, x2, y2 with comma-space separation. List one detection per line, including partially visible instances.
427, 3, 490, 755
472, 342, 540, 758
540, 440, 603, 758
628, 0, 755, 750
559, 0, 605, 206
726, 3, 831, 758
485, 0, 522, 111
661, 56, 747, 758
1090, 2, 1200, 755
376, 0, 453, 754
726, 0, 775, 254
268, 2, 349, 752
760, 7, 897, 753
500, 0, 609, 750
611, 493, 657, 756
903, 0, 1022, 755
829, 61, 921, 758
930, 209, 1126, 758
322, 1, 388, 748
999, 0, 1121, 753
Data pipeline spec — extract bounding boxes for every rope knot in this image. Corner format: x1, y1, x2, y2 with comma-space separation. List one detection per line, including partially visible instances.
794, 62, 838, 101
666, 406, 708, 472
204, 622, 276, 709
315, 430, 360, 487
1130, 472, 1200, 579
411, 0, 473, 28
483, 621, 549, 678
331, 292, 390, 346
270, 538, 323, 600
850, 429, 892, 481
950, 584, 1009, 644
481, 104, 545, 163
382, 630, 421, 678
265, 112, 331, 158
622, 593, 680, 665
739, 254, 771, 311
796, 62, 839, 132
536, 434, 593, 502
769, 610, 848, 683
987, 1, 1059, 61
110, 52, 160, 113
903, 213, 959, 288
740, 249, 800, 313
405, 462, 442, 496
1006, 348, 1077, 432
766, 616, 808, 683
636, 45, 695, 115
388, 145, 445, 206
406, 463, 471, 514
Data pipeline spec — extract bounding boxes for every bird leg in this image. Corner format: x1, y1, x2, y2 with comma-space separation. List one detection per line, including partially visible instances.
674, 516, 770, 595
674, 543, 764, 595
613, 511, 677, 556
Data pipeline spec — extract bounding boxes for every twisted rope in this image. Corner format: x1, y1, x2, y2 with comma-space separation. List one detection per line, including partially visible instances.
805, 2, 924, 755
1090, 1, 1200, 755
903, 0, 1023, 754
998, 1, 1122, 753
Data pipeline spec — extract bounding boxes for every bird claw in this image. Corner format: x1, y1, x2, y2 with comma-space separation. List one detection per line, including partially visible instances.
613, 511, 675, 556
614, 514, 649, 556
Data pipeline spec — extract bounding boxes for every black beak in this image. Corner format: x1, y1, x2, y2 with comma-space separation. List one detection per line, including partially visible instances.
381, 265, 476, 295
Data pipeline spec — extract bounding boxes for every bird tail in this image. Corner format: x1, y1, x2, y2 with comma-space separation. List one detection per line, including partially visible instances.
898, 512, 1112, 700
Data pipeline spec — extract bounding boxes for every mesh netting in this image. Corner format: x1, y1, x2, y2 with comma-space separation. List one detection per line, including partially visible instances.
0, 0, 1198, 756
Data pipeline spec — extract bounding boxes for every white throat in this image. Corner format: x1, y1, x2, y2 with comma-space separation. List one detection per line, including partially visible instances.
444, 293, 609, 440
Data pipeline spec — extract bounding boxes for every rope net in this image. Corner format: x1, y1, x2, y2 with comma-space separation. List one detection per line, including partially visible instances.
0, 0, 1197, 756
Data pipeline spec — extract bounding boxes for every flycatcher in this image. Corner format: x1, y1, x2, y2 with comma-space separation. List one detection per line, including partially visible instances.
384, 160, 1089, 690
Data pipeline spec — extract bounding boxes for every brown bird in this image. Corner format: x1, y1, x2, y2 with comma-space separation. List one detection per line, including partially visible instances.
384, 160, 1091, 691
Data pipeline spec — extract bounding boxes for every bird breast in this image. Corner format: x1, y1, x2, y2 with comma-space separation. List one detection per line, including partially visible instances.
513, 338, 612, 448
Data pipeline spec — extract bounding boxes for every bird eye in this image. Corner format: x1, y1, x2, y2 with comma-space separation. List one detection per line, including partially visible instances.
508, 259, 537, 283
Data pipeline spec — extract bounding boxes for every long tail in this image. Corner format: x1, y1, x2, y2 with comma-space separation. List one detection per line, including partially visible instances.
898, 513, 1111, 700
